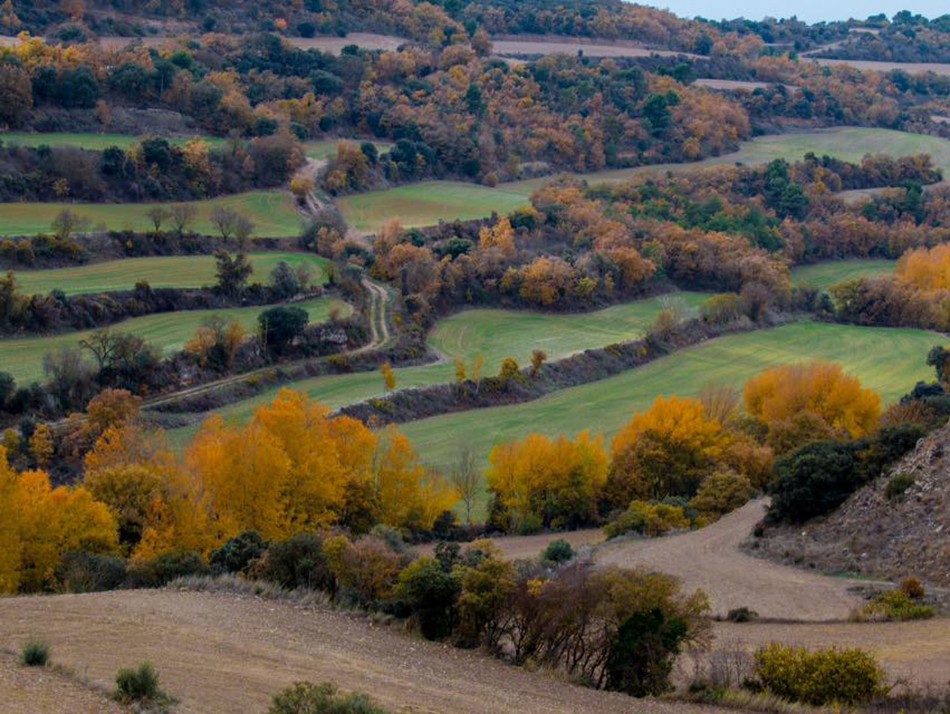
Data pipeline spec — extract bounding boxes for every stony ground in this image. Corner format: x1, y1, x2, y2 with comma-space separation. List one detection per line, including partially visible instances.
749, 423, 950, 588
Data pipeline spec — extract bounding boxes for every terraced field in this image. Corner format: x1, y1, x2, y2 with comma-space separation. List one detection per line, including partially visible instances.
0, 132, 392, 161
336, 180, 531, 233
791, 258, 897, 290
14, 253, 330, 296
164, 293, 711, 447
0, 297, 350, 386
0, 132, 231, 151
338, 128, 950, 232
0, 190, 303, 237
398, 322, 939, 469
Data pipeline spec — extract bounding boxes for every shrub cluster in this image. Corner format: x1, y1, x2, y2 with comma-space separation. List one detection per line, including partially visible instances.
753, 643, 888, 706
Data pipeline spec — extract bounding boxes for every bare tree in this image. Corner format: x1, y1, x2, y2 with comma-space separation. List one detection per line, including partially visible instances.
51, 209, 90, 240
79, 327, 123, 372
145, 206, 170, 233
210, 206, 239, 240
449, 445, 481, 525
169, 204, 198, 236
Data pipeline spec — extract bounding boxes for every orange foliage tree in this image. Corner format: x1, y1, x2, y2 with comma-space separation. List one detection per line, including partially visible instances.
896, 243, 950, 291
607, 396, 771, 507
486, 431, 608, 531
743, 362, 882, 453
0, 447, 118, 593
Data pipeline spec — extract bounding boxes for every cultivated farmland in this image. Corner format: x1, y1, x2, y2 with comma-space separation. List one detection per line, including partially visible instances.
336, 180, 531, 233
164, 293, 711, 446
791, 258, 897, 290
13, 253, 330, 296
398, 322, 939, 469
337, 128, 950, 231
0, 190, 303, 237
0, 297, 349, 385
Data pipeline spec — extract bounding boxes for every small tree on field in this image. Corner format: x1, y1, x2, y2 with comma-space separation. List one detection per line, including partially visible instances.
214, 250, 253, 298
168, 204, 197, 236
269, 261, 301, 299
51, 209, 90, 240
259, 306, 309, 353
449, 445, 480, 524
381, 362, 396, 392
530, 349, 547, 378
210, 206, 239, 240
145, 206, 170, 233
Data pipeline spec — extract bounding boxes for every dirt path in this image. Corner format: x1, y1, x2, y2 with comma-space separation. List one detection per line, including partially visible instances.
596, 500, 869, 621
0, 590, 733, 714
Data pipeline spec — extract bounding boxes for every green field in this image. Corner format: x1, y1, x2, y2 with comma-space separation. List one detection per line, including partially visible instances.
0, 297, 350, 386
304, 139, 393, 160
336, 128, 950, 233
0, 132, 392, 162
337, 181, 533, 233
397, 322, 940, 469
0, 132, 232, 152
164, 293, 711, 448
791, 259, 897, 290
0, 191, 303, 238
14, 253, 330, 296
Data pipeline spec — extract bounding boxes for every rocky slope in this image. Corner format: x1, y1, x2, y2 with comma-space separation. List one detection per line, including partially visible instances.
746, 424, 950, 587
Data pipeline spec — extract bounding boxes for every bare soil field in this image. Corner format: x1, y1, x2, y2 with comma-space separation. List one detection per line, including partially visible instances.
491, 35, 701, 59
812, 57, 950, 76
0, 653, 123, 714
596, 500, 870, 621
286, 33, 409, 53
0, 590, 728, 714
712, 619, 950, 688
694, 79, 798, 92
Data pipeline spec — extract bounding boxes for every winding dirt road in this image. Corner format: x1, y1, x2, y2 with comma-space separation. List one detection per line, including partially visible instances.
596, 500, 868, 621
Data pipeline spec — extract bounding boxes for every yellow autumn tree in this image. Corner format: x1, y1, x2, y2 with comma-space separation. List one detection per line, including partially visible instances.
478, 217, 516, 258
896, 244, 950, 291
743, 362, 882, 453
374, 429, 457, 532
607, 396, 732, 506
0, 448, 117, 593
486, 431, 608, 531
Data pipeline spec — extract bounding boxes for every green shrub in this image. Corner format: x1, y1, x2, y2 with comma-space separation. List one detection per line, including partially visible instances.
20, 640, 50, 667
55, 551, 127, 593
269, 681, 390, 714
114, 662, 174, 708
754, 643, 887, 706
541, 538, 575, 564
395, 557, 460, 640
126, 551, 208, 588
725, 607, 759, 623
769, 441, 862, 522
604, 501, 689, 539
605, 608, 689, 697
886, 472, 915, 500
210, 531, 267, 574
256, 533, 333, 592
858, 590, 934, 621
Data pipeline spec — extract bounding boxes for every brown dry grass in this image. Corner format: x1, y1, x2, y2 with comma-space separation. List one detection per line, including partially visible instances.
285, 33, 408, 54
0, 589, 730, 714
491, 35, 701, 59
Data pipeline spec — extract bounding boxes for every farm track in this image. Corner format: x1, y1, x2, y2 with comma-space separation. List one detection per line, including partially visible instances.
596, 500, 871, 621
0, 590, 736, 714
138, 277, 391, 413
